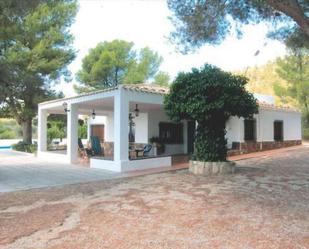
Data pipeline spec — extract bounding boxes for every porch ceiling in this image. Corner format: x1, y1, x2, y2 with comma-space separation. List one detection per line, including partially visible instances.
46, 97, 114, 115
45, 97, 163, 115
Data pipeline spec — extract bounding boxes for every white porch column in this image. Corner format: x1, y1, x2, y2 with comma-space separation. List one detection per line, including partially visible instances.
37, 108, 47, 152
114, 88, 129, 164
87, 119, 91, 141
67, 103, 78, 164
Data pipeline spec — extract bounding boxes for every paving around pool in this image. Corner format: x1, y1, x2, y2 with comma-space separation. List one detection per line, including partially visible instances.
0, 145, 308, 248
0, 149, 119, 192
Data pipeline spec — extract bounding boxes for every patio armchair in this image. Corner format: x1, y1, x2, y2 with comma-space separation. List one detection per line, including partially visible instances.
78, 138, 94, 158
135, 144, 152, 158
90, 136, 104, 156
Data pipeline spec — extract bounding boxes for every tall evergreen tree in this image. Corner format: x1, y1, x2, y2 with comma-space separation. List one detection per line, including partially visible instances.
274, 48, 309, 126
153, 71, 170, 87
0, 0, 77, 143
75, 40, 163, 92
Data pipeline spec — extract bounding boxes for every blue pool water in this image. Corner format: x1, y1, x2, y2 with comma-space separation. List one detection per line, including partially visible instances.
0, 146, 11, 149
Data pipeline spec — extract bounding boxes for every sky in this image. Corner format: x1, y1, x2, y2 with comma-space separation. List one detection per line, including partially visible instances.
56, 0, 287, 97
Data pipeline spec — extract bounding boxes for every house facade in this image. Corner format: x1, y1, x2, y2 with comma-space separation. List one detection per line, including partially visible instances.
37, 84, 302, 172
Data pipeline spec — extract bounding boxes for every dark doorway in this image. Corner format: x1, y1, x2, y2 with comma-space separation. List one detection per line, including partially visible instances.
187, 121, 195, 154
274, 121, 283, 141
244, 118, 256, 141
91, 125, 105, 142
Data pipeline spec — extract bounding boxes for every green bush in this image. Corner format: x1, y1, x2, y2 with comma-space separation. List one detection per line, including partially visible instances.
78, 124, 87, 139
12, 141, 37, 153
47, 125, 65, 143
0, 118, 21, 139
0, 130, 15, 139
302, 128, 309, 140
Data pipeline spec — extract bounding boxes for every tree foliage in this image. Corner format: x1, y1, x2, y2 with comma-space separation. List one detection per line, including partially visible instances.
123, 47, 163, 84
164, 64, 258, 162
274, 47, 309, 126
75, 40, 163, 92
167, 0, 309, 52
0, 118, 21, 139
153, 71, 171, 87
0, 0, 77, 143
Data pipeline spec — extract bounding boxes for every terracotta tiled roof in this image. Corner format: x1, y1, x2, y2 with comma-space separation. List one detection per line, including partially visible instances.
122, 84, 169, 95
39, 84, 300, 113
257, 101, 299, 113
39, 84, 167, 106
127, 85, 299, 113
39, 86, 119, 105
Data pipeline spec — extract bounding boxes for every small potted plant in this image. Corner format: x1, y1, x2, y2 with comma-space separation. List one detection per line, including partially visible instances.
149, 136, 165, 156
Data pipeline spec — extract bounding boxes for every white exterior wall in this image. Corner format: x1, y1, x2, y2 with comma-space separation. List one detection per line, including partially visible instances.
225, 109, 301, 146
258, 109, 301, 141
134, 113, 148, 143
88, 116, 107, 126
86, 113, 116, 142
148, 109, 185, 155
87, 112, 148, 143
91, 156, 171, 172
148, 109, 170, 139
226, 116, 242, 148
87, 115, 107, 140
105, 113, 114, 141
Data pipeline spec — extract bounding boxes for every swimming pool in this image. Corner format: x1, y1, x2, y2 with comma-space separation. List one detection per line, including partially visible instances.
0, 146, 12, 149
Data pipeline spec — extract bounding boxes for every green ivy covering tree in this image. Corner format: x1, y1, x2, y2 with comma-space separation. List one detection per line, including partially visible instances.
164, 64, 258, 162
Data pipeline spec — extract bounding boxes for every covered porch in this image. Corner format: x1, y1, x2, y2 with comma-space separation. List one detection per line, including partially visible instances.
37, 85, 191, 172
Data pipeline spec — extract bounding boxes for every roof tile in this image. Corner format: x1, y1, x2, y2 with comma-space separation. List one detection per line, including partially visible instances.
39, 84, 300, 113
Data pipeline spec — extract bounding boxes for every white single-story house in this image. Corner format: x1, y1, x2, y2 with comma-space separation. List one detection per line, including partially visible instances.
37, 84, 301, 172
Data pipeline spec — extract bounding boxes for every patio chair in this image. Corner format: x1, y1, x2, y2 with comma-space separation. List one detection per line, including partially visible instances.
90, 136, 104, 156
143, 144, 152, 156
78, 138, 94, 158
135, 144, 152, 158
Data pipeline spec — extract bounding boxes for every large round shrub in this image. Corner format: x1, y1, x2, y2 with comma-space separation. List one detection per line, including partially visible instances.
164, 64, 258, 162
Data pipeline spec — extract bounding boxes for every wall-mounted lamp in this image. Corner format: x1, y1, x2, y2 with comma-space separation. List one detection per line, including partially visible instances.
91, 109, 96, 119
63, 102, 70, 112
134, 104, 139, 117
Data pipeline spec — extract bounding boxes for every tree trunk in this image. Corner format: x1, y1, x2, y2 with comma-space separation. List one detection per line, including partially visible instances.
265, 0, 309, 37
21, 118, 32, 144
195, 116, 227, 162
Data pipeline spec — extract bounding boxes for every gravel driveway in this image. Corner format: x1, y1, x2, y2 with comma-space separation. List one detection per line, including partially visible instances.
0, 146, 308, 249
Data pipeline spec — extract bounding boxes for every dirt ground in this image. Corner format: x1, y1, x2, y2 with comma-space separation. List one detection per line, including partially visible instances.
0, 147, 308, 249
